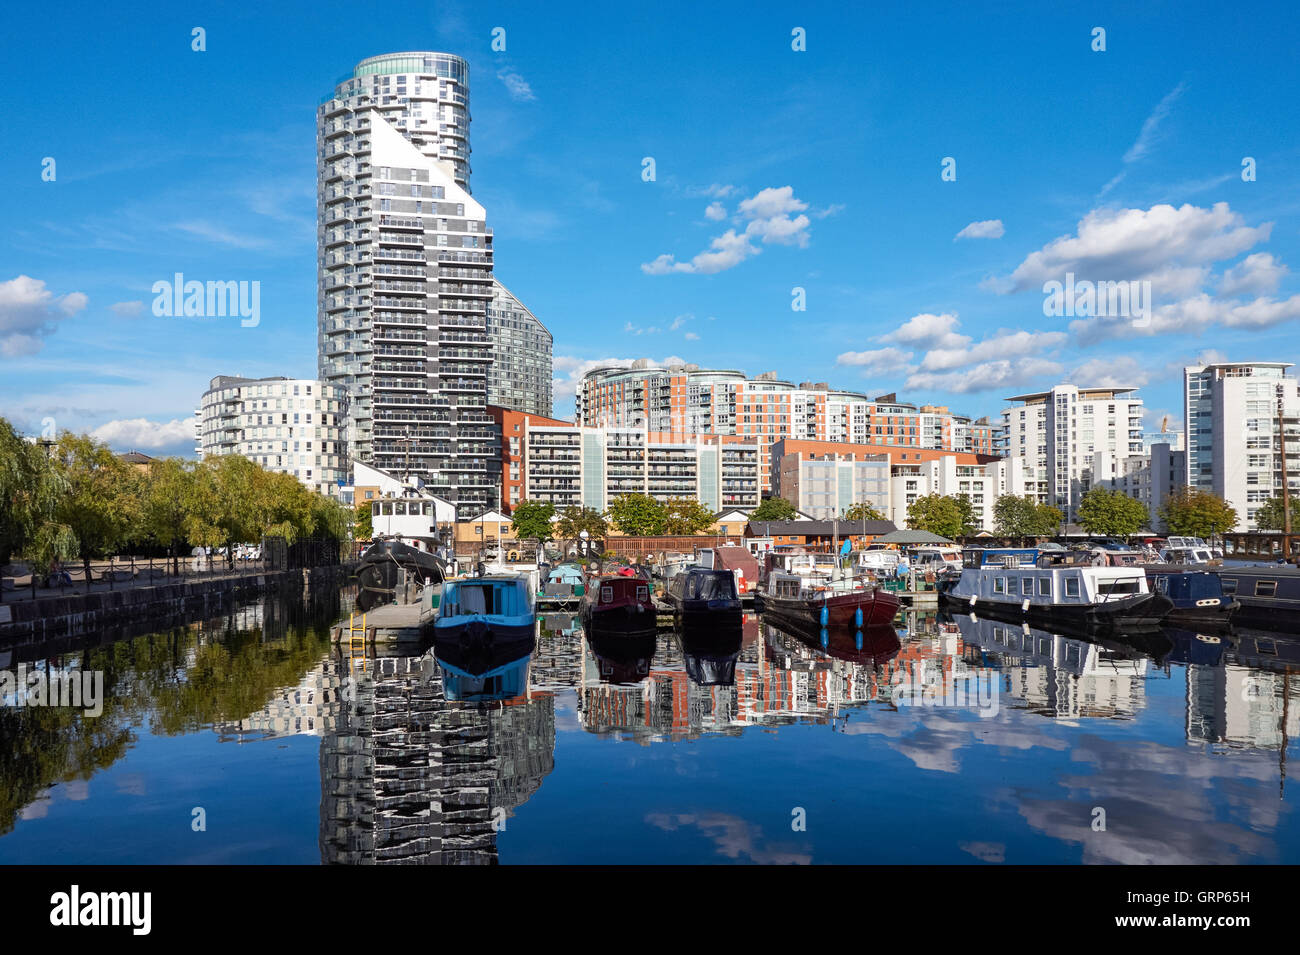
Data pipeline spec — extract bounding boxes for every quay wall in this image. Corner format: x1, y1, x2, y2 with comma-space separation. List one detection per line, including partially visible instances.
0, 564, 357, 648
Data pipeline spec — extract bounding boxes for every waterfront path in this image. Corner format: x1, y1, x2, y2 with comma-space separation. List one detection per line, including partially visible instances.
1, 556, 280, 605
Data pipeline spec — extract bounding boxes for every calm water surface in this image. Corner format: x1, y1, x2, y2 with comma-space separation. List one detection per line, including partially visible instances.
2, 588, 1298, 864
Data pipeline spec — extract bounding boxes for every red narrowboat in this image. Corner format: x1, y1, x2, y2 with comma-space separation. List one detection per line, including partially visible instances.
580, 570, 657, 636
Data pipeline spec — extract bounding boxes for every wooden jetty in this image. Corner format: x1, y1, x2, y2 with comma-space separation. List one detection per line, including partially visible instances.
332, 603, 433, 645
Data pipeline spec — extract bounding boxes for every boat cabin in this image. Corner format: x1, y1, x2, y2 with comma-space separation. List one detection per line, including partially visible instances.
439, 576, 534, 619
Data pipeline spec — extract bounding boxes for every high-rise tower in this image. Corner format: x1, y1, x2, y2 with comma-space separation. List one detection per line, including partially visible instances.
317, 52, 495, 516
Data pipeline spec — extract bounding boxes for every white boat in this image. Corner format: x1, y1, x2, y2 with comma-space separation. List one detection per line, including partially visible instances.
940, 548, 1173, 628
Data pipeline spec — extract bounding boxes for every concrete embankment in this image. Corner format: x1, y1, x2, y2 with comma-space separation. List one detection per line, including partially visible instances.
0, 563, 357, 648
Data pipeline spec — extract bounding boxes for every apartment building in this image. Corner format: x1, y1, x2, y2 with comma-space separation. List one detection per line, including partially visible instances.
1184, 361, 1300, 530
578, 362, 996, 492
195, 375, 350, 496
1000, 384, 1145, 522
770, 438, 1015, 527
522, 423, 761, 513
487, 405, 574, 513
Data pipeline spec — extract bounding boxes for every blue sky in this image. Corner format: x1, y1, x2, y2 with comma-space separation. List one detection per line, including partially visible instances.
3, 0, 1298, 454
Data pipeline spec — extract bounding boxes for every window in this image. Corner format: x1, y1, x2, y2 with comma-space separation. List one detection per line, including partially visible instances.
993, 577, 1007, 594
1065, 577, 1080, 597
1038, 577, 1051, 596
1256, 580, 1278, 597
1221, 577, 1238, 595
1021, 577, 1033, 596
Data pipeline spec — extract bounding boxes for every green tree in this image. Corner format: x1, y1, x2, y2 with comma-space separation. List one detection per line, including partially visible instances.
751, 497, 798, 521
1077, 487, 1149, 537
54, 433, 140, 591
0, 419, 73, 581
554, 506, 609, 542
952, 494, 979, 536
662, 499, 716, 535
993, 494, 1063, 540
905, 494, 963, 539
354, 501, 374, 540
510, 499, 556, 553
843, 502, 886, 521
140, 458, 194, 575
1255, 495, 1300, 532
1159, 486, 1238, 538
607, 492, 668, 535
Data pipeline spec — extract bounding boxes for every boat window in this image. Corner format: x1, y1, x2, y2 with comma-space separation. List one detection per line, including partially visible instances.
1221, 577, 1237, 595
993, 577, 1007, 594
1065, 577, 1080, 597
637, 585, 648, 602
601, 586, 612, 603
1021, 578, 1033, 596
382, 503, 393, 515
1256, 580, 1278, 598
423, 503, 433, 515
372, 503, 379, 516
1154, 576, 1168, 594
1098, 580, 1140, 596
1038, 577, 1050, 596
394, 502, 406, 515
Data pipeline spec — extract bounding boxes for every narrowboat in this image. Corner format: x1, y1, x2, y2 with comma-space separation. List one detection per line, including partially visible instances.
432, 575, 536, 674
1144, 566, 1239, 627
757, 567, 900, 634
356, 538, 447, 611
663, 566, 742, 627
1214, 565, 1300, 633
678, 626, 744, 686
580, 570, 657, 636
939, 548, 1173, 629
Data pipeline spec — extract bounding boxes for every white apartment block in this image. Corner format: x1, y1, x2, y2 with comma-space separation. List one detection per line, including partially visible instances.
888, 457, 1026, 531
1184, 361, 1300, 530
523, 425, 761, 513
317, 52, 499, 517
1000, 384, 1145, 522
195, 375, 349, 496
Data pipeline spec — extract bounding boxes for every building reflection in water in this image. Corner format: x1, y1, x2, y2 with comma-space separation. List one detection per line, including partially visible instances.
316, 638, 555, 865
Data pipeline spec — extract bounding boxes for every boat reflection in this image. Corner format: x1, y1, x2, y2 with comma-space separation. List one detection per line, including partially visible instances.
585, 630, 657, 685
763, 618, 902, 668
677, 619, 744, 687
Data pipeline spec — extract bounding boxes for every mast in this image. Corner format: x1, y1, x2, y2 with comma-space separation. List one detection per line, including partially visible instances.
1279, 383, 1293, 561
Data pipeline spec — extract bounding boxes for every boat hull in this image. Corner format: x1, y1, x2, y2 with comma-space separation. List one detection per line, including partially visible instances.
758, 587, 900, 633
938, 587, 1173, 629
432, 618, 535, 675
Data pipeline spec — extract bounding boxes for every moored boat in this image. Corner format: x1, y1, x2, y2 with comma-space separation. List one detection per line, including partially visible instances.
663, 565, 742, 627
939, 548, 1173, 629
1144, 565, 1239, 628
1214, 565, 1300, 633
432, 575, 536, 674
758, 568, 900, 633
580, 569, 656, 636
356, 538, 447, 611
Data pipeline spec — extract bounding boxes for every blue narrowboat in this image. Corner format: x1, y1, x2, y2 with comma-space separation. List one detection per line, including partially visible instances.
433, 575, 536, 674
1144, 566, 1239, 628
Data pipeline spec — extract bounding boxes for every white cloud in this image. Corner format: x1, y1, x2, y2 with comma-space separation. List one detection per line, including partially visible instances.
684, 331, 699, 341
641, 186, 817, 275
684, 184, 737, 199
1100, 81, 1186, 196
920, 329, 1066, 371
835, 346, 914, 375
669, 313, 692, 331
905, 358, 1064, 394
89, 417, 193, 453
704, 202, 727, 221
110, 300, 144, 317
1219, 253, 1287, 297
1004, 202, 1270, 295
0, 275, 88, 358
497, 69, 535, 102
879, 312, 969, 350
1068, 355, 1151, 389
174, 220, 271, 250
955, 219, 1005, 241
